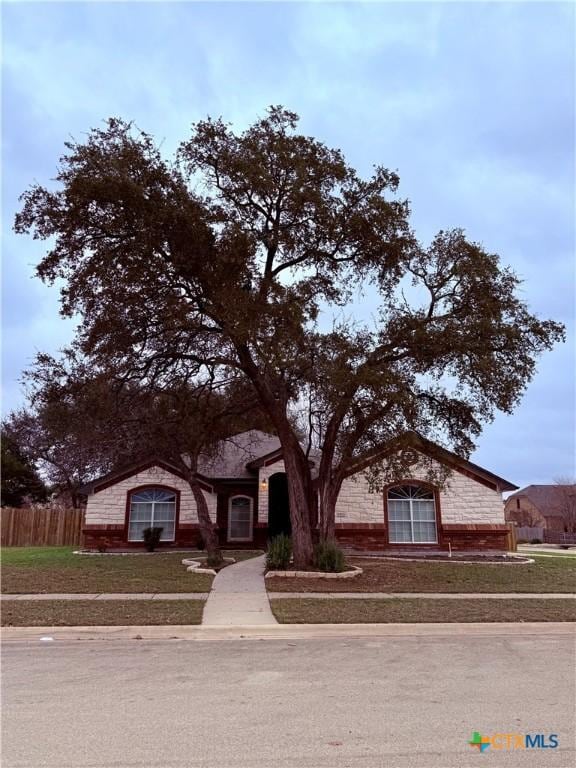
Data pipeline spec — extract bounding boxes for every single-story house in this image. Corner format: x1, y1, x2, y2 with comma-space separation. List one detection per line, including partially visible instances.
81, 430, 517, 552
505, 485, 575, 531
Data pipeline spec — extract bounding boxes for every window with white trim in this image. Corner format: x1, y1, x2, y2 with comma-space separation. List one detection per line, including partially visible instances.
387, 485, 437, 544
128, 488, 176, 542
228, 496, 253, 542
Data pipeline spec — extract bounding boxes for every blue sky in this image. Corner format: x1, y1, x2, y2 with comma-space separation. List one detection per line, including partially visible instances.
2, 2, 574, 487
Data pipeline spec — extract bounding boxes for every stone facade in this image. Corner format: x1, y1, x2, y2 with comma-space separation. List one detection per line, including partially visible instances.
335, 455, 505, 526
83, 449, 509, 551
85, 465, 217, 527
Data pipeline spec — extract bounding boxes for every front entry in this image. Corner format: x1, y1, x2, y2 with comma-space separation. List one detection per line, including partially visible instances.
267, 472, 291, 538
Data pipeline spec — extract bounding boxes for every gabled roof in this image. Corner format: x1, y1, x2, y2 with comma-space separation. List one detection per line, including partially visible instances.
78, 457, 214, 496
342, 432, 518, 492
79, 429, 517, 495
506, 484, 575, 514
197, 430, 281, 479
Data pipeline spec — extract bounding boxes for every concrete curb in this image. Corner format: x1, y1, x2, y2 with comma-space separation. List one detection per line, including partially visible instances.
2, 622, 574, 643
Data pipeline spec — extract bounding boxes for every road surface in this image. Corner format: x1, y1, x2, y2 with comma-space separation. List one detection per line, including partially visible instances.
2, 629, 574, 767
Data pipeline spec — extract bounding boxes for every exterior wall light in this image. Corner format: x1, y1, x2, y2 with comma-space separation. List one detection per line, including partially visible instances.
260, 478, 268, 491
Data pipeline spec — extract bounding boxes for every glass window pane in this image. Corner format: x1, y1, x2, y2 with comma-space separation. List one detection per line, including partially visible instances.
128, 522, 149, 542
413, 522, 437, 543
130, 503, 153, 522
389, 521, 412, 543
159, 523, 175, 541
388, 500, 411, 520
229, 498, 252, 539
153, 502, 176, 520
412, 501, 436, 521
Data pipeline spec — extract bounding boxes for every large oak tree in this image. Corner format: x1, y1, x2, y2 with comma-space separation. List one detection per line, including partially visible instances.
15, 107, 563, 565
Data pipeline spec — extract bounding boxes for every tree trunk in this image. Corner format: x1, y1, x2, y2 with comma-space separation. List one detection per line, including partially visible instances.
318, 483, 337, 542
277, 430, 315, 568
189, 480, 221, 561
184, 464, 222, 563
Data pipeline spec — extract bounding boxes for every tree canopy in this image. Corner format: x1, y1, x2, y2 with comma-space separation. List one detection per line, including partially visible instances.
15, 107, 564, 565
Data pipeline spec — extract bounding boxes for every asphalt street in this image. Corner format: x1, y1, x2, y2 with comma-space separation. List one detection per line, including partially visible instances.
2, 630, 574, 768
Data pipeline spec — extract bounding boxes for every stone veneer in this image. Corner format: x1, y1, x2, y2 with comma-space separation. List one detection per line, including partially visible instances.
335, 455, 505, 526
85, 465, 217, 527
259, 455, 504, 528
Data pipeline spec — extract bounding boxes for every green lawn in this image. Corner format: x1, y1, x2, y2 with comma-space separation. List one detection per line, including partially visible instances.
266, 554, 576, 593
1, 599, 205, 626
1, 547, 262, 594
271, 598, 576, 624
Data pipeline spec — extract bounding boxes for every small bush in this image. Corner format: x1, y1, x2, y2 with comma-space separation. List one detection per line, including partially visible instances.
266, 534, 292, 570
530, 538, 542, 544
143, 527, 163, 552
314, 541, 346, 573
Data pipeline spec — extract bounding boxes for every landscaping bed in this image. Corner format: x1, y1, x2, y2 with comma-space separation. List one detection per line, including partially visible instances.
270, 598, 576, 624
266, 554, 576, 593
1, 599, 205, 626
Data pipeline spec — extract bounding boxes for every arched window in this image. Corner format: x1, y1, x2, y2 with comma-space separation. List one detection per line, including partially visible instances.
387, 485, 437, 544
128, 488, 177, 542
228, 495, 253, 542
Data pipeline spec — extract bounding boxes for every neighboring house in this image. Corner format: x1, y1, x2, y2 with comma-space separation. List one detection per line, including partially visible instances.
505, 485, 576, 532
81, 430, 516, 552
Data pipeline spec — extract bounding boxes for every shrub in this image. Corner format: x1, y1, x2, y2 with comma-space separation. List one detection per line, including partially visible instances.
530, 538, 542, 544
96, 538, 109, 553
314, 541, 346, 573
142, 527, 163, 552
266, 534, 292, 570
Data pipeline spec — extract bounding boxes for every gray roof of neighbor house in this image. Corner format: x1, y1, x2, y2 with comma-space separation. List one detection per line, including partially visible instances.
197, 430, 282, 479
506, 484, 575, 515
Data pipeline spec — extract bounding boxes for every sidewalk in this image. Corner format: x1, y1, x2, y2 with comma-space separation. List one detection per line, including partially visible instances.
2, 622, 573, 643
2, 591, 573, 601
268, 592, 576, 599
201, 554, 277, 625
0, 593, 208, 601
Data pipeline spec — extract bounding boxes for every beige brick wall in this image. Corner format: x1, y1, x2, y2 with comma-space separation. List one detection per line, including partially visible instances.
336, 455, 505, 525
85, 465, 217, 526
258, 460, 285, 524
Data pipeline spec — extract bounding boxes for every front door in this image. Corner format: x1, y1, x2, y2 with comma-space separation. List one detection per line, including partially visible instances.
267, 472, 291, 538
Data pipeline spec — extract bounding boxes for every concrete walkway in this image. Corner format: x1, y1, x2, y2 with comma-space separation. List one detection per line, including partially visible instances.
201, 554, 277, 625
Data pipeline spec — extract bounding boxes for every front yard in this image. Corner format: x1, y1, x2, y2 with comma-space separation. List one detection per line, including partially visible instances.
1, 599, 205, 626
1, 547, 262, 594
266, 554, 576, 593
271, 598, 576, 623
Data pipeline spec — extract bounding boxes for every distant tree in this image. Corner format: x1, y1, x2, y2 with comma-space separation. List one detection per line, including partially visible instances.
553, 478, 576, 534
19, 354, 268, 560
15, 107, 564, 565
0, 431, 47, 507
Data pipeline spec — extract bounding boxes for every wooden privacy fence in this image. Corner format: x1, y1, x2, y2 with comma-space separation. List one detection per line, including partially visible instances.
1, 507, 84, 547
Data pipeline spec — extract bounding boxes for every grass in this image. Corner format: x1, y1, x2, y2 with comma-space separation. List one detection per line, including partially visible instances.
1, 547, 262, 594
266, 554, 576, 594
1, 599, 205, 626
270, 598, 576, 624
